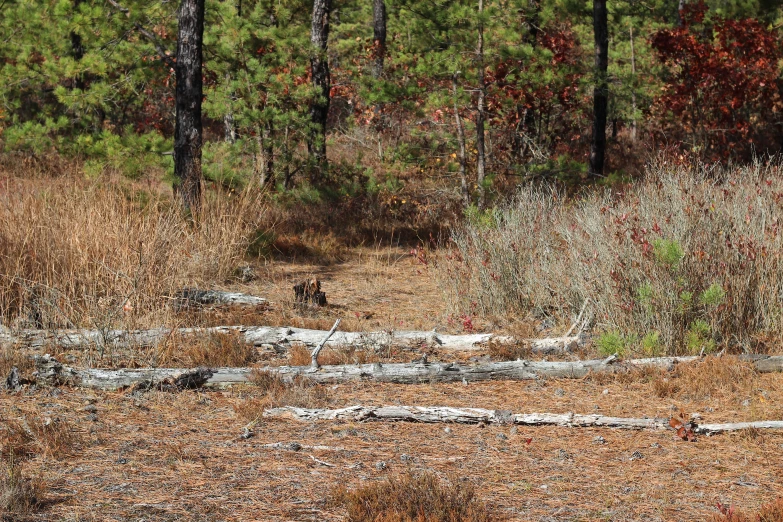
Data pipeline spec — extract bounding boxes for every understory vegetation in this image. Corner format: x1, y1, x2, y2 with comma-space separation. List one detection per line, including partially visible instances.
442, 159, 783, 355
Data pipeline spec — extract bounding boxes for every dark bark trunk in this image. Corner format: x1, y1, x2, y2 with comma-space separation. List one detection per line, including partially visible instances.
525, 0, 540, 45
174, 0, 205, 212
475, 0, 486, 208
372, 0, 387, 78
70, 0, 85, 90
258, 122, 274, 187
588, 0, 608, 178
308, 0, 332, 181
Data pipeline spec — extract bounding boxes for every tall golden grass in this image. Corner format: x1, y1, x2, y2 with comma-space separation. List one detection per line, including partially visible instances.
0, 176, 264, 330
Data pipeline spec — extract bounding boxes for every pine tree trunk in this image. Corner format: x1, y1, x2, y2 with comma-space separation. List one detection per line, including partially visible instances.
174, 0, 205, 212
308, 0, 332, 182
259, 122, 274, 187
453, 73, 469, 207
475, 0, 486, 208
70, 0, 85, 91
588, 0, 608, 178
224, 73, 237, 143
372, 0, 387, 79
677, 0, 686, 27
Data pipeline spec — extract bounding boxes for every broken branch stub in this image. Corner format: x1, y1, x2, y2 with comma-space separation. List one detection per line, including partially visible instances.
311, 319, 341, 368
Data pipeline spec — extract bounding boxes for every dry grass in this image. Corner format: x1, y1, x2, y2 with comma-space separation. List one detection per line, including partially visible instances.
0, 416, 78, 461
155, 331, 257, 368
0, 346, 34, 383
711, 498, 783, 521
286, 344, 380, 367
651, 356, 759, 400
0, 455, 44, 520
0, 176, 264, 330
441, 159, 783, 353
236, 370, 331, 416
331, 470, 499, 522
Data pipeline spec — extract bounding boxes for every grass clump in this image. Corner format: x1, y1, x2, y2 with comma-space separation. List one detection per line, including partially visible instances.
441, 160, 783, 354
1, 416, 78, 461
156, 331, 257, 368
331, 470, 499, 522
235, 370, 330, 419
0, 454, 44, 519
651, 355, 758, 400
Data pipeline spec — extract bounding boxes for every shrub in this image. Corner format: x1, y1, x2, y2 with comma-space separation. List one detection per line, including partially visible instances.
439, 159, 783, 353
595, 331, 631, 357
331, 470, 498, 522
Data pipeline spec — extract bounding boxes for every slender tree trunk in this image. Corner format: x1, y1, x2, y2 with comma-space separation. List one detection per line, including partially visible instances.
372, 0, 387, 79
588, 0, 608, 178
223, 73, 237, 143
453, 73, 469, 207
525, 0, 540, 44
629, 25, 637, 141
475, 0, 486, 208
308, 0, 332, 181
258, 122, 274, 187
677, 0, 686, 27
174, 0, 205, 212
70, 0, 85, 90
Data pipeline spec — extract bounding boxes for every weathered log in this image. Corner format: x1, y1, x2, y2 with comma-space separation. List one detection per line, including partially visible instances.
263, 405, 783, 435
172, 289, 267, 310
2, 325, 580, 355
30, 354, 783, 390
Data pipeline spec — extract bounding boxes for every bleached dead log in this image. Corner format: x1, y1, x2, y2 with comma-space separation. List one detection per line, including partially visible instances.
171, 289, 267, 309
263, 405, 783, 435
32, 353, 783, 390
3, 325, 580, 355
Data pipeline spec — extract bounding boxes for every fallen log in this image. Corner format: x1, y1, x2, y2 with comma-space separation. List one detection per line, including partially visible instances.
171, 289, 267, 309
263, 405, 783, 435
30, 353, 783, 390
3, 325, 581, 355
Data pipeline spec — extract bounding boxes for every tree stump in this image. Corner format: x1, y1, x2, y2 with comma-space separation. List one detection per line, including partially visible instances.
293, 278, 327, 306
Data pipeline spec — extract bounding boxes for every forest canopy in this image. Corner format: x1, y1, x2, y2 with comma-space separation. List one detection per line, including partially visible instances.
1, 0, 783, 198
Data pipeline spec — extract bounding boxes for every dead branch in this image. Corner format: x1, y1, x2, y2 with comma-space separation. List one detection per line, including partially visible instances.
5, 325, 580, 355
30, 353, 783, 390
263, 405, 783, 435
311, 319, 341, 368
171, 289, 268, 310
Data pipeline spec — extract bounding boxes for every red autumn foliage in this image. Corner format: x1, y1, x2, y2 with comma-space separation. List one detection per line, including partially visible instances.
650, 1, 783, 162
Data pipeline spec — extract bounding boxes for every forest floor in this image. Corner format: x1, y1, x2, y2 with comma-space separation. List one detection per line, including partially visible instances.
2, 246, 783, 521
